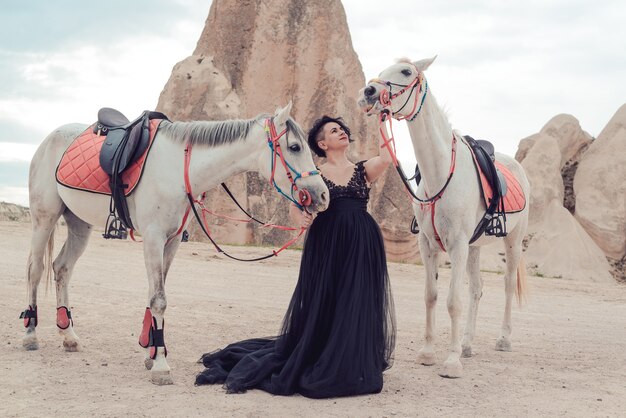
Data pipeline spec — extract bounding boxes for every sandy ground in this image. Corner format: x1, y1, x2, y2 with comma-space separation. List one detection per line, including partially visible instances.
1, 220, 625, 417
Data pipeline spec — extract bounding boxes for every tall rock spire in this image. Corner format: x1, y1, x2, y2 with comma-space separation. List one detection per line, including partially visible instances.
156, 0, 417, 260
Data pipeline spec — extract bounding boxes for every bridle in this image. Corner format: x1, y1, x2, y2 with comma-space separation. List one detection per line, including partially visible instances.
174, 117, 321, 261
264, 118, 320, 210
368, 63, 428, 122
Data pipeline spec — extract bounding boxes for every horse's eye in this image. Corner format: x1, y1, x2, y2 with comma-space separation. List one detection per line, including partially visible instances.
289, 144, 301, 152
401, 69, 412, 76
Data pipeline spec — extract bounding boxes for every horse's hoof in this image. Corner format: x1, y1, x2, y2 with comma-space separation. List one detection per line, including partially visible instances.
417, 349, 437, 366
23, 335, 39, 351
439, 359, 463, 378
63, 339, 81, 352
144, 358, 154, 370
495, 338, 511, 352
461, 345, 473, 358
150, 370, 174, 385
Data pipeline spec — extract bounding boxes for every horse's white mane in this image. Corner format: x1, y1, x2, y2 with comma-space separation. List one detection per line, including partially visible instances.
161, 119, 255, 147
161, 116, 304, 147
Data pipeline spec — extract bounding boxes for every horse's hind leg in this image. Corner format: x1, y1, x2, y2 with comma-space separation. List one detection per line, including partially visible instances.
462, 246, 483, 358
23, 186, 65, 350
496, 217, 527, 352
53, 210, 92, 352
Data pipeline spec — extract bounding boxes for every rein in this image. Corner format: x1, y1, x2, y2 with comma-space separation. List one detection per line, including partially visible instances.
377, 111, 457, 205
179, 117, 318, 261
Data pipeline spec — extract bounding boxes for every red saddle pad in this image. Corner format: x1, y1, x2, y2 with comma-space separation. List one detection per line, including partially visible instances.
476, 160, 526, 213
56, 119, 163, 196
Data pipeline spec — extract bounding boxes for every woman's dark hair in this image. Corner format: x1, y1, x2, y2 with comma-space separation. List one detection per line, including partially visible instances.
307, 115, 353, 158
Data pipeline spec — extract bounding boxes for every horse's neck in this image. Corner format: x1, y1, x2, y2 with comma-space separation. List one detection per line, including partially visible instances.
406, 93, 454, 196
187, 135, 263, 193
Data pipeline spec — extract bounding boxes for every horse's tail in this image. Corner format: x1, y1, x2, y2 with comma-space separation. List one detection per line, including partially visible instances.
515, 254, 528, 307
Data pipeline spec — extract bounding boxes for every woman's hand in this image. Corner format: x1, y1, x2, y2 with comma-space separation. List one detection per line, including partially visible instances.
289, 203, 314, 229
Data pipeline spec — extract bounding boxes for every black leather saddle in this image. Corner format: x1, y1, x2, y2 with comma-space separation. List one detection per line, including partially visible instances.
96, 108, 168, 175
95, 107, 169, 238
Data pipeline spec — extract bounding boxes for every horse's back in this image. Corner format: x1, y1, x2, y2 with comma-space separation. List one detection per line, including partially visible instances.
33, 123, 89, 168
29, 124, 90, 215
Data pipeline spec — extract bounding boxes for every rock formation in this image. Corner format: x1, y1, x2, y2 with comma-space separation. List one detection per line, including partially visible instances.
485, 113, 620, 283
156, 0, 417, 260
0, 201, 30, 222
574, 104, 626, 281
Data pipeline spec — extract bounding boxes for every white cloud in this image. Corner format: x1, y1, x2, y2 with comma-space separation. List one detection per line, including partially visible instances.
0, 143, 38, 163
343, 0, 626, 157
0, 25, 202, 146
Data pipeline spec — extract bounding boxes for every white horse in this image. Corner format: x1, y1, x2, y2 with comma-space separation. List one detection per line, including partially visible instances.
358, 57, 530, 378
21, 103, 329, 384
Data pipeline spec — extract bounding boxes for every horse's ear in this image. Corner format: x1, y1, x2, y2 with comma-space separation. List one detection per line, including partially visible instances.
413, 55, 437, 72
274, 101, 293, 126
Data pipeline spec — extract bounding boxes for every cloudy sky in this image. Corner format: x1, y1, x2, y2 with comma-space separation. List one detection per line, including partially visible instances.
1, 0, 624, 206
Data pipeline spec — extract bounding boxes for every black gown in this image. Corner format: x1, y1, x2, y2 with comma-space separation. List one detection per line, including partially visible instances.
196, 161, 396, 399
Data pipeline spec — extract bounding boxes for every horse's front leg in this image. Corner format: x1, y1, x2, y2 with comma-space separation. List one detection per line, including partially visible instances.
462, 246, 482, 358
141, 229, 173, 385
142, 236, 181, 372
417, 233, 439, 366
440, 240, 469, 378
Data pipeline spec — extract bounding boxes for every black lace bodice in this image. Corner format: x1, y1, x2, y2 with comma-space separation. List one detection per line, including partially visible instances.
321, 160, 370, 201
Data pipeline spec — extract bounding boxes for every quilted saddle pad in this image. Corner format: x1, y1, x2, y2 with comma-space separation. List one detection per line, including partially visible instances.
56, 119, 162, 196
477, 160, 526, 213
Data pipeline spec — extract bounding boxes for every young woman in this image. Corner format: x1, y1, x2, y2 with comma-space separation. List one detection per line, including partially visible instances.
196, 116, 395, 398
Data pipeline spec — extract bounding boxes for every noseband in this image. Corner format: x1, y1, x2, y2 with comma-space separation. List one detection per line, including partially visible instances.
368, 64, 428, 122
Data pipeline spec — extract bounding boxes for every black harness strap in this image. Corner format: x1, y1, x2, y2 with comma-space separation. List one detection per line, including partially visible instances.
220, 183, 268, 225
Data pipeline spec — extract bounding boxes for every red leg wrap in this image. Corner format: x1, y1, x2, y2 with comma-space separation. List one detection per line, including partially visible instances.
19, 305, 38, 328
56, 306, 73, 329
138, 308, 167, 359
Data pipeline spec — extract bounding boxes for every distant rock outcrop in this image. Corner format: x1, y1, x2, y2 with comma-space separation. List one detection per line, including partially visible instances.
0, 201, 30, 222
505, 112, 622, 282
156, 0, 416, 260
